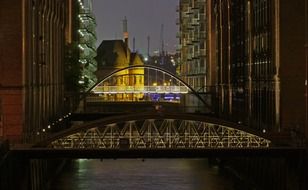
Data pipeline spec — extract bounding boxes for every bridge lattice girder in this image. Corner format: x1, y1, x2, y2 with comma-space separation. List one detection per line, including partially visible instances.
41, 113, 271, 149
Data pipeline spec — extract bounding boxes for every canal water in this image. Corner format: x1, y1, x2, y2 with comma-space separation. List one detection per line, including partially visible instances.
50, 159, 237, 190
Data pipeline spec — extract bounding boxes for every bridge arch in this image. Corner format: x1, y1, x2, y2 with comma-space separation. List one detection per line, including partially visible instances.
36, 112, 271, 149
87, 65, 210, 108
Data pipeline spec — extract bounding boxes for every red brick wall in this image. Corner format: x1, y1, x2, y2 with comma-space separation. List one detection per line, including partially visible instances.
0, 90, 23, 142
0, 0, 24, 142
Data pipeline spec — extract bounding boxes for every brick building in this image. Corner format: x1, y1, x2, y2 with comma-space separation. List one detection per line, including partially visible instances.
0, 0, 72, 142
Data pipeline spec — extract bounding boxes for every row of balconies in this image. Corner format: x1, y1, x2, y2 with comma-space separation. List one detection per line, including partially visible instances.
180, 1, 206, 16
184, 36, 205, 45
79, 31, 96, 43
178, 29, 206, 37
79, 46, 97, 60
79, 21, 96, 33
181, 66, 206, 76
180, 48, 206, 60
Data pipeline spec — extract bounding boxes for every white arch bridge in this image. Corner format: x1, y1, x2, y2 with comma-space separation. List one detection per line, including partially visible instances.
86, 65, 210, 108
35, 112, 271, 149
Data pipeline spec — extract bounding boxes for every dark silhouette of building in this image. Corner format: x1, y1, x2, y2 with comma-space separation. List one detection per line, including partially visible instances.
147, 53, 177, 75
0, 0, 72, 142
96, 40, 131, 79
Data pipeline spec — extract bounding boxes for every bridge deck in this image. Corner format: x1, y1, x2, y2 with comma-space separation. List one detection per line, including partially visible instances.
10, 147, 305, 159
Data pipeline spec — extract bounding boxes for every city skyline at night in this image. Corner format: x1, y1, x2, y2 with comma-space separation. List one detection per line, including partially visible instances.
92, 0, 179, 55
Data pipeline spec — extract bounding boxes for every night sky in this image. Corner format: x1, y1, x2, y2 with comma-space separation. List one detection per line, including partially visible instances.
92, 0, 179, 56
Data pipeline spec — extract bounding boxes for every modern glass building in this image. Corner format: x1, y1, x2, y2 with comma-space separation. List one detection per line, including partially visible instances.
177, 0, 211, 112
77, 0, 97, 89
178, 0, 207, 91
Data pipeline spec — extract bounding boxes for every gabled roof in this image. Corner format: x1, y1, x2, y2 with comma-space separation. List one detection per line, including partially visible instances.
130, 52, 144, 66
96, 40, 130, 68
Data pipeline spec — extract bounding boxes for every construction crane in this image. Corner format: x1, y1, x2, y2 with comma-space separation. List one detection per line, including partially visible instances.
133, 37, 135, 52
160, 24, 165, 65
147, 35, 150, 58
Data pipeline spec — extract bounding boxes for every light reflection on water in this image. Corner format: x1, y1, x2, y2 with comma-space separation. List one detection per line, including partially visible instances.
51, 159, 234, 190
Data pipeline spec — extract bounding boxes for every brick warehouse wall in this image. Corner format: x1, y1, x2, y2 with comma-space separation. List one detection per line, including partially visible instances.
0, 0, 67, 143
0, 0, 24, 142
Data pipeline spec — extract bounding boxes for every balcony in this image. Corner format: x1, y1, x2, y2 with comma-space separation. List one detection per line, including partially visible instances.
192, 37, 200, 43
199, 31, 206, 39
185, 7, 193, 15
191, 18, 200, 26
199, 49, 206, 57
186, 38, 193, 45
187, 24, 194, 30
198, 13, 205, 22
192, 52, 200, 59
192, 6, 199, 10
186, 55, 193, 61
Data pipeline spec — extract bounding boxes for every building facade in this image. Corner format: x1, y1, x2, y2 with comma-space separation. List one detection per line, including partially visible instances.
0, 0, 71, 142
178, 0, 215, 112
95, 17, 144, 102
210, 0, 307, 136
95, 40, 144, 101
178, 0, 307, 135
76, 0, 97, 89
178, 0, 208, 91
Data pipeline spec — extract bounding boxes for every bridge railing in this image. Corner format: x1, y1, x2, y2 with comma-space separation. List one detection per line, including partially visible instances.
92, 86, 189, 94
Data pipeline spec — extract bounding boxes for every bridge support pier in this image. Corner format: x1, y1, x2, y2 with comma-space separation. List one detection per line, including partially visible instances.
28, 158, 69, 190
1, 150, 68, 190
301, 145, 308, 190
0, 153, 28, 189
221, 154, 305, 190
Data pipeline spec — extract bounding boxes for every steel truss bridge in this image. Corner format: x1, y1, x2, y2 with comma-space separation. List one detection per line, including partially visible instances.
12, 66, 302, 159
36, 113, 271, 149
12, 112, 304, 159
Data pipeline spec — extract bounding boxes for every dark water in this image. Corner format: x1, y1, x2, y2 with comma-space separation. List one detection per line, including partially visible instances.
51, 159, 235, 190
